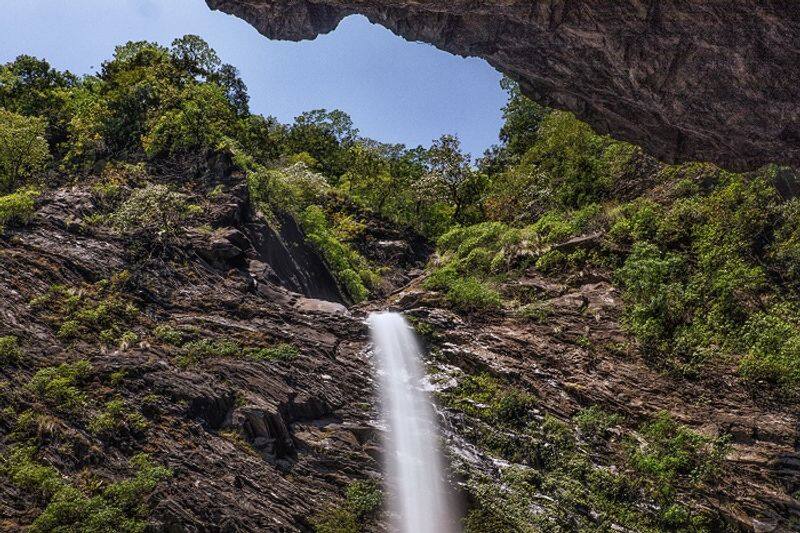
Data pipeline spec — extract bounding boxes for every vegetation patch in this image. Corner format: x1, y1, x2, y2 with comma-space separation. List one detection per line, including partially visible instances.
0, 186, 40, 232
0, 335, 23, 365
30, 273, 139, 344
311, 480, 382, 533
89, 398, 149, 437
27, 360, 92, 413
1, 447, 171, 533
457, 405, 729, 532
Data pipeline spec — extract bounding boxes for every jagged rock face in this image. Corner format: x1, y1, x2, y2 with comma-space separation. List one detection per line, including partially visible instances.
206, 0, 800, 170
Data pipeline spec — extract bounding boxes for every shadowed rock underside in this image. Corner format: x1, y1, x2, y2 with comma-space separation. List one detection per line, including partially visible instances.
206, 0, 800, 170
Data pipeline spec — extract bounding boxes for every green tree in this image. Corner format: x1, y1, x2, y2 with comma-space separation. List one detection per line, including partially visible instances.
497, 77, 548, 161
423, 134, 485, 225
0, 109, 51, 193
142, 83, 237, 163
170, 34, 221, 76
285, 109, 358, 179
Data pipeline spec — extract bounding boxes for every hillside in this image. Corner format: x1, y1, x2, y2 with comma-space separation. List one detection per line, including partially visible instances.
1, 37, 799, 531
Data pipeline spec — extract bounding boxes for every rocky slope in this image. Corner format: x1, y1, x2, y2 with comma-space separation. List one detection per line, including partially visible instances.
2, 159, 798, 531
205, 0, 800, 171
0, 162, 428, 531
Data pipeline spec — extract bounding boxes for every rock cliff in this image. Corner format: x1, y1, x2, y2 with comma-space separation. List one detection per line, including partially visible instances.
206, 0, 800, 170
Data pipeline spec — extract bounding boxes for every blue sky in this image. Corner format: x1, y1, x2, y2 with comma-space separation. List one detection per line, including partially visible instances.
0, 0, 507, 156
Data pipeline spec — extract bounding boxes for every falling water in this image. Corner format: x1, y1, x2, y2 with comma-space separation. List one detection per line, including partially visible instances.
368, 312, 458, 533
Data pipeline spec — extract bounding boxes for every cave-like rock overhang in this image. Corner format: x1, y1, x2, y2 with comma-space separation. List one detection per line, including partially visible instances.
206, 0, 799, 171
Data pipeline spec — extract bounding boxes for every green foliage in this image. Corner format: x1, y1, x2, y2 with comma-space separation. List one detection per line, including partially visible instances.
153, 324, 183, 345
628, 412, 728, 502
0, 335, 23, 364
0, 108, 51, 193
179, 338, 241, 366
312, 480, 382, 533
32, 275, 138, 343
27, 360, 92, 412
442, 276, 502, 312
607, 169, 800, 386
453, 395, 726, 531
573, 406, 621, 442
615, 242, 687, 356
89, 398, 148, 436
300, 204, 372, 303
768, 196, 800, 285
246, 343, 299, 362
344, 481, 382, 520
247, 161, 331, 217
2, 447, 171, 533
497, 77, 549, 163
443, 373, 536, 428
142, 82, 236, 159
111, 184, 192, 234
0, 186, 40, 232
285, 109, 357, 179
738, 304, 800, 387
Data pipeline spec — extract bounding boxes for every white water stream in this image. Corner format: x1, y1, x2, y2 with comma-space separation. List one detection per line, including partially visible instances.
368, 312, 459, 533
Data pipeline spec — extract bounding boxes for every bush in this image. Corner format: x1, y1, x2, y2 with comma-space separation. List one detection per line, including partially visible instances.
0, 109, 50, 193
445, 277, 502, 312
311, 480, 382, 533
628, 412, 728, 502
35, 279, 138, 343
111, 184, 191, 234
246, 343, 299, 362
1, 447, 171, 532
153, 325, 183, 345
179, 338, 240, 366
27, 360, 92, 412
344, 480, 382, 520
738, 305, 800, 389
0, 335, 23, 364
89, 398, 148, 436
0, 186, 40, 232
300, 204, 372, 303
616, 242, 687, 355
444, 373, 536, 427
573, 405, 621, 442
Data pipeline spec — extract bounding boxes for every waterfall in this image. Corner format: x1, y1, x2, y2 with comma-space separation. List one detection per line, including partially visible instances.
368, 312, 458, 533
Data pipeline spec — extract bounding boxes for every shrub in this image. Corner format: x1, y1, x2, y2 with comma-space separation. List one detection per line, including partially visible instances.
444, 373, 536, 428
628, 412, 728, 502
344, 480, 382, 520
246, 343, 299, 362
30, 453, 170, 533
2, 446, 171, 532
0, 335, 23, 364
0, 109, 50, 193
311, 480, 382, 533
111, 184, 191, 234
300, 204, 372, 303
153, 325, 183, 345
738, 305, 800, 389
444, 276, 501, 312
573, 406, 621, 442
27, 360, 92, 412
179, 338, 240, 366
0, 186, 39, 232
616, 242, 687, 355
89, 398, 148, 436
37, 280, 138, 343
